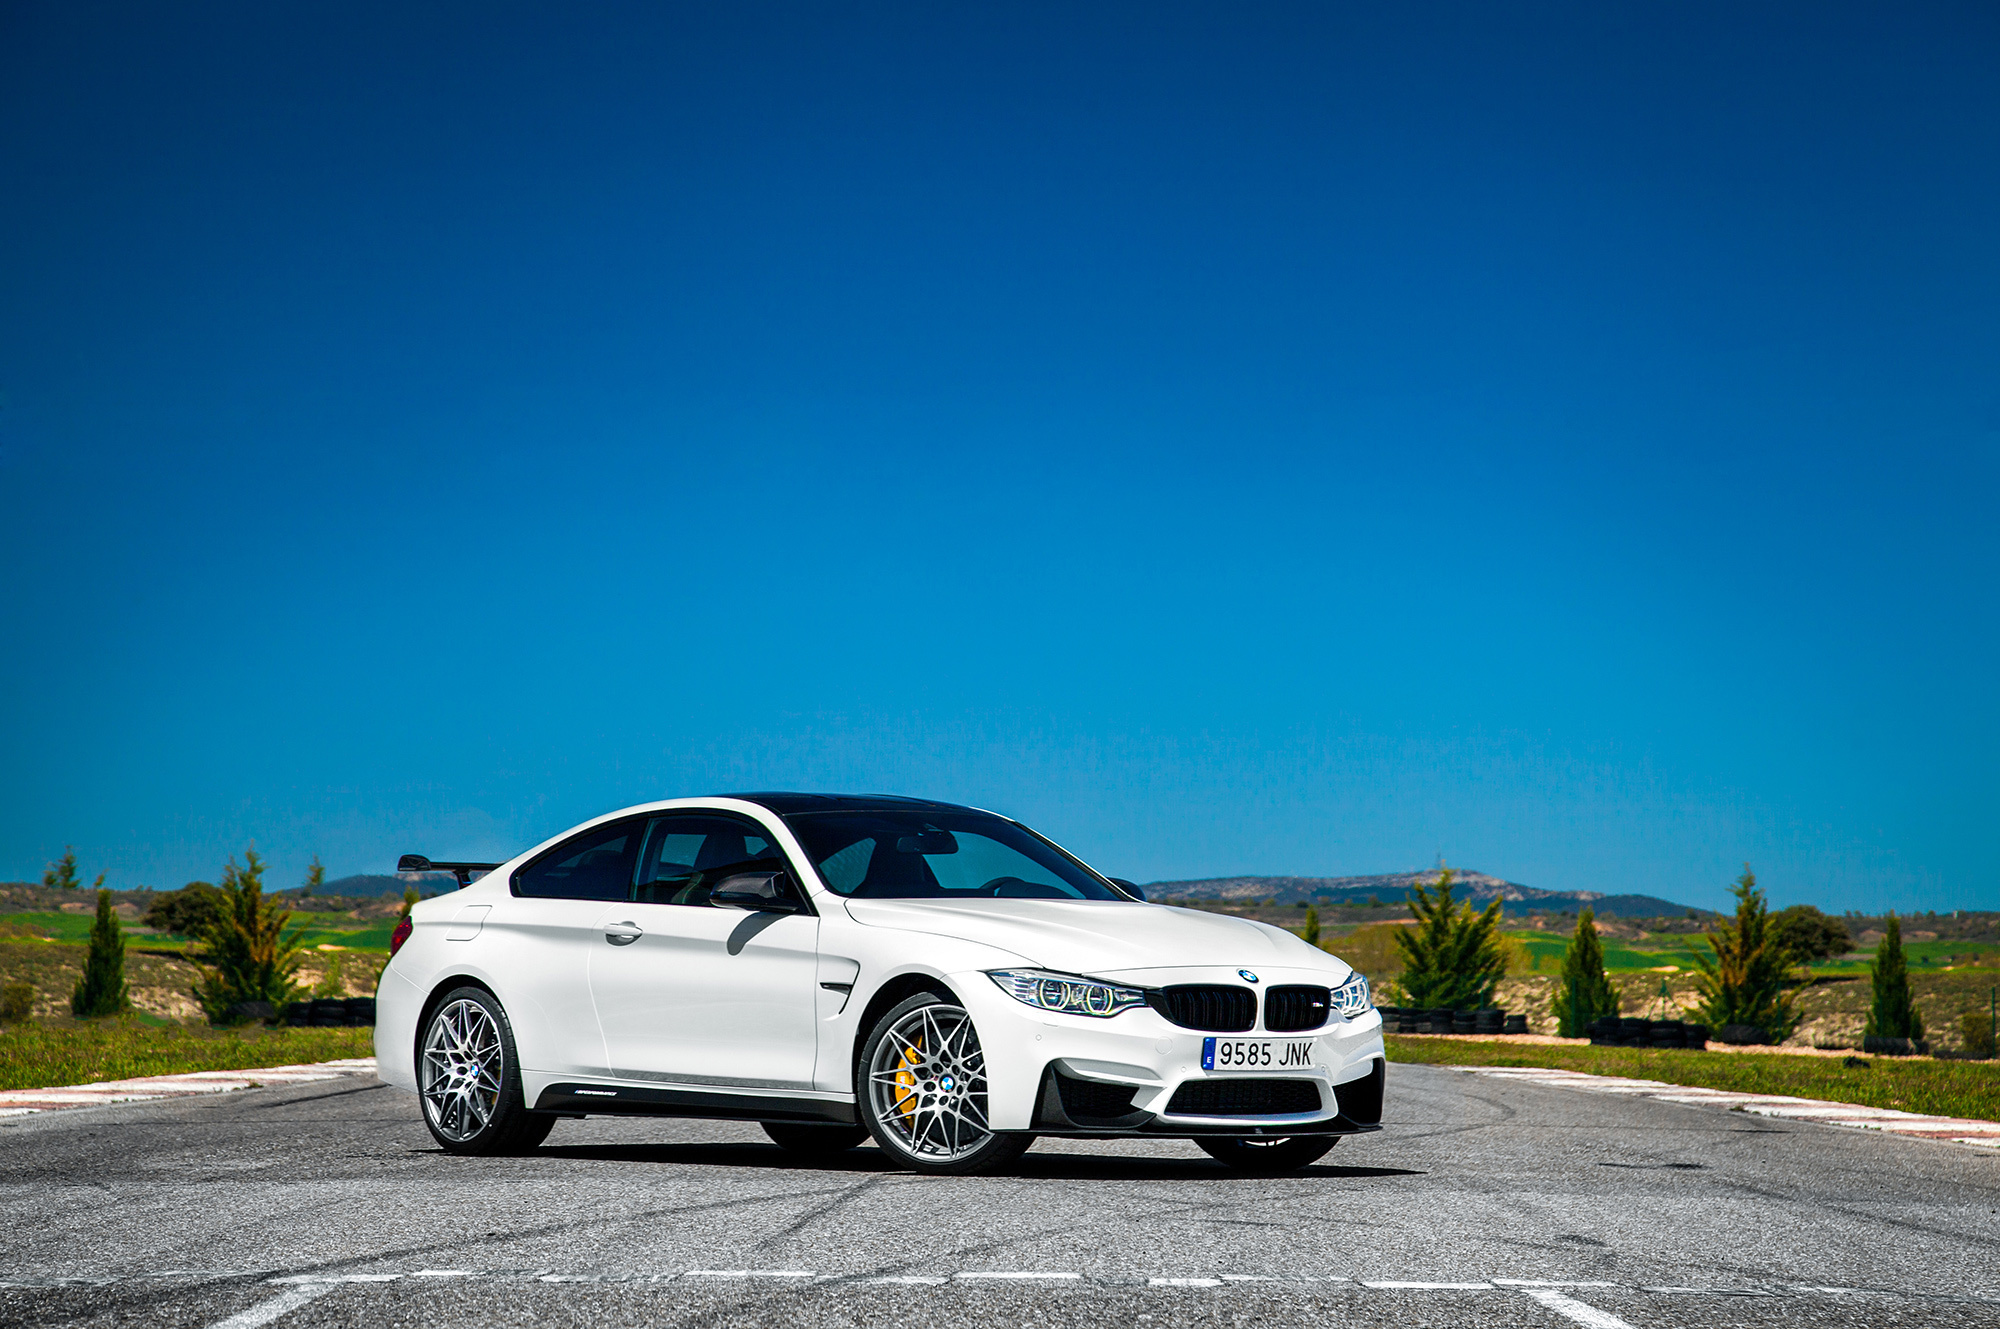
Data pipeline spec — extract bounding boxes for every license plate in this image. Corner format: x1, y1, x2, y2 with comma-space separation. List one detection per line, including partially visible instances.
1202, 1037, 1315, 1070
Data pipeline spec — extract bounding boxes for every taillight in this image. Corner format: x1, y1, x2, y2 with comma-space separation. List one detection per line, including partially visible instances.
390, 917, 413, 956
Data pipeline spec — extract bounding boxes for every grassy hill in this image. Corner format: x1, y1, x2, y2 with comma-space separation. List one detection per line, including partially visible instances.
1145, 868, 1705, 918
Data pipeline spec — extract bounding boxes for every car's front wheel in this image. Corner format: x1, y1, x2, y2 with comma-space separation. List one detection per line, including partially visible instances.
1195, 1135, 1336, 1175
418, 986, 556, 1156
859, 993, 1032, 1175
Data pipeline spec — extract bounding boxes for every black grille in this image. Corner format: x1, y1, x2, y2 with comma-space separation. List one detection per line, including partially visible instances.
1335, 1058, 1384, 1124
1264, 986, 1331, 1032
1147, 985, 1256, 1032
1054, 1073, 1139, 1123
1166, 1079, 1322, 1117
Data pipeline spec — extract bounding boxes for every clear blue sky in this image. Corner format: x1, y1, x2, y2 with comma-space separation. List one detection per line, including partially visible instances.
2, 3, 1995, 913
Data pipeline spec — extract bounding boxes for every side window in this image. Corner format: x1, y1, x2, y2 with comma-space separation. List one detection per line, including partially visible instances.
513, 819, 643, 901
634, 814, 786, 907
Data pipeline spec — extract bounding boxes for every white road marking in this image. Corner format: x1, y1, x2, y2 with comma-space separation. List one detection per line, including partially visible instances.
267, 1274, 401, 1284
1362, 1280, 1493, 1289
866, 1276, 949, 1285
204, 1282, 340, 1329
682, 1270, 814, 1278
955, 1271, 1083, 1280
1222, 1273, 1285, 1281
1150, 1277, 1223, 1287
1520, 1287, 1637, 1328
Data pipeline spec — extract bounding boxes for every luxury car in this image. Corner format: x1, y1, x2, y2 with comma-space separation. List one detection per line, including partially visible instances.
375, 793, 1385, 1174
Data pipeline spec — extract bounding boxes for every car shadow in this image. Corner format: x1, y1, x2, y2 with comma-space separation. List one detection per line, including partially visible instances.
525, 1142, 1424, 1181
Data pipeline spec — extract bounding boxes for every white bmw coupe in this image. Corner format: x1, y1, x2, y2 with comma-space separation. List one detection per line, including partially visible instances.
376, 794, 1385, 1175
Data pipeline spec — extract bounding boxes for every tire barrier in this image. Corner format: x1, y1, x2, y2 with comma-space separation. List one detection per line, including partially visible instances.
1374, 1005, 1532, 1036
1587, 1016, 1708, 1049
280, 996, 376, 1028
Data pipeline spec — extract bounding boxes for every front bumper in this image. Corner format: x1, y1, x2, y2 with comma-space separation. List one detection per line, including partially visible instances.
955, 965, 1388, 1134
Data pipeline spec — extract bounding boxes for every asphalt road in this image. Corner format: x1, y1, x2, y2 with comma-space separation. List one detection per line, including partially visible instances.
1, 1063, 1996, 1329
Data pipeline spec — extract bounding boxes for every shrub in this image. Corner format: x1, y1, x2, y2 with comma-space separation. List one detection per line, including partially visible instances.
143, 882, 226, 938
1770, 904, 1852, 966
193, 849, 306, 1025
1551, 907, 1620, 1037
70, 889, 129, 1018
1866, 915, 1924, 1042
0, 981, 34, 1022
1391, 868, 1505, 1010
1693, 866, 1799, 1044
1960, 1009, 1995, 1060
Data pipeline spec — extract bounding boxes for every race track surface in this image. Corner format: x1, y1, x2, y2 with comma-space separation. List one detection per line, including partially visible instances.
1, 1062, 1995, 1328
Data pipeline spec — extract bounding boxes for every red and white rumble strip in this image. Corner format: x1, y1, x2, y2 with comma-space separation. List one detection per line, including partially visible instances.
0, 1058, 377, 1117
1463, 1066, 2000, 1147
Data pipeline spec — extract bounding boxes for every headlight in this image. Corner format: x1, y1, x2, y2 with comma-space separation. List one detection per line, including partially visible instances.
1331, 971, 1371, 1017
988, 969, 1148, 1018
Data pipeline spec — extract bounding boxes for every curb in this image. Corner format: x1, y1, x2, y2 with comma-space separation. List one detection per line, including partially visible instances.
0, 1058, 378, 1116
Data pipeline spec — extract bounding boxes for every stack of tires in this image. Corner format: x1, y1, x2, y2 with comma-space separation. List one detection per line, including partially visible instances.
280, 997, 376, 1027
1375, 1006, 1528, 1035
1586, 1016, 1708, 1049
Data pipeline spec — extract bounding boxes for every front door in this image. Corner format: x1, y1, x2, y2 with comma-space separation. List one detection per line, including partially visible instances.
588, 812, 820, 1090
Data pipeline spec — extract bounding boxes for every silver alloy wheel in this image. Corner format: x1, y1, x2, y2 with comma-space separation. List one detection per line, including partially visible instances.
421, 998, 505, 1143
866, 1002, 992, 1162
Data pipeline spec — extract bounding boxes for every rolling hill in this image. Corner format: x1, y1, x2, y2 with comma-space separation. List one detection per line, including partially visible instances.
1140, 868, 1705, 918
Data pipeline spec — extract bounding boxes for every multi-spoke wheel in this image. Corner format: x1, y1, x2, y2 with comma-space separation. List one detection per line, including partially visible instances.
858, 993, 1031, 1174
417, 986, 555, 1156
1195, 1134, 1336, 1175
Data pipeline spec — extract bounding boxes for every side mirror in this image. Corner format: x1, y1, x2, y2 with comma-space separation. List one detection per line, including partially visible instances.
1109, 878, 1147, 901
711, 871, 804, 913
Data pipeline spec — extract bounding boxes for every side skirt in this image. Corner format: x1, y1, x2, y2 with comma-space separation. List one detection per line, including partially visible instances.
535, 1082, 859, 1125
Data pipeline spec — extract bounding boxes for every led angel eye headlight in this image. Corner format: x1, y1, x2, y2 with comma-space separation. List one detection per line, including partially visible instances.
989, 970, 1147, 1018
1331, 971, 1372, 1017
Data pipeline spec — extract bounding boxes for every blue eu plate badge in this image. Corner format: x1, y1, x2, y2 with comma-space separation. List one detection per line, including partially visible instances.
1201, 1037, 1216, 1070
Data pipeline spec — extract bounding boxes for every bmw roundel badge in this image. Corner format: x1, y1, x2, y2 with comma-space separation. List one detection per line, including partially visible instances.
1238, 969, 1259, 983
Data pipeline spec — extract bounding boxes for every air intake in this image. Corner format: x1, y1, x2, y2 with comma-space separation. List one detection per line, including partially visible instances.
1147, 985, 1256, 1033
1166, 1079, 1322, 1116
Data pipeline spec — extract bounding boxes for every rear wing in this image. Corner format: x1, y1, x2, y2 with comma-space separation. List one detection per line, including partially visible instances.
397, 854, 501, 888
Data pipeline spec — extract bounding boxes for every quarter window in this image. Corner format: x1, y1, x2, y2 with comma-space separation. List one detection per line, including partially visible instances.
513, 819, 644, 901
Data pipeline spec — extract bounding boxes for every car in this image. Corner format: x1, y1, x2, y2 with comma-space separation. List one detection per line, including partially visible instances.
375, 793, 1385, 1174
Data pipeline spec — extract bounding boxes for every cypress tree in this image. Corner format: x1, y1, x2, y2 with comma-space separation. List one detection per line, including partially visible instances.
1303, 904, 1321, 946
193, 848, 305, 1024
1693, 866, 1799, 1043
1865, 914, 1924, 1042
1393, 867, 1507, 1010
71, 888, 129, 1017
1550, 907, 1619, 1036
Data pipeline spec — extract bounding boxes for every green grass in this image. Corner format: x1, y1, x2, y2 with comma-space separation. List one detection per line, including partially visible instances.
0, 1018, 374, 1091
1385, 1034, 2000, 1122
0, 911, 391, 954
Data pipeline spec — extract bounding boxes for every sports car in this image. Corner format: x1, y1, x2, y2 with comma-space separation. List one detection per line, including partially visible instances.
375, 793, 1385, 1174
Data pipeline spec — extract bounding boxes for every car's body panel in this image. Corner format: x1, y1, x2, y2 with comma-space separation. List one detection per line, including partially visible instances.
374, 794, 1389, 1143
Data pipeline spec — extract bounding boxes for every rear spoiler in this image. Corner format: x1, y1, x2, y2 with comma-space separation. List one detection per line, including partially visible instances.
397, 855, 501, 888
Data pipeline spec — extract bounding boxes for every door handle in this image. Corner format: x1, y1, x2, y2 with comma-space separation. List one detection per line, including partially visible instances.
604, 921, 644, 946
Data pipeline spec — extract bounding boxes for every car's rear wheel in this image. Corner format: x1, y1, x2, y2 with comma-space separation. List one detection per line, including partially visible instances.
859, 993, 1032, 1175
418, 986, 556, 1156
762, 1122, 869, 1156
1195, 1135, 1336, 1175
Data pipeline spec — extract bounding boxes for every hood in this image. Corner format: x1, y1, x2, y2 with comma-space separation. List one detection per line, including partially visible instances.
841, 898, 1350, 980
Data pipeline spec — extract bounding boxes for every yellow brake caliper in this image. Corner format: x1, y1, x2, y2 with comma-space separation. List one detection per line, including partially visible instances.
895, 1036, 923, 1126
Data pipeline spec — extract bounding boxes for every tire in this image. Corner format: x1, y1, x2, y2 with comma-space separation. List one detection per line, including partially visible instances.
417, 986, 556, 1156
1196, 1135, 1337, 1175
857, 993, 1033, 1175
762, 1122, 869, 1156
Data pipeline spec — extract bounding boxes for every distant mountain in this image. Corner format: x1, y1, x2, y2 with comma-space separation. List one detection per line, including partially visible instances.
292, 872, 462, 899
1140, 869, 1706, 919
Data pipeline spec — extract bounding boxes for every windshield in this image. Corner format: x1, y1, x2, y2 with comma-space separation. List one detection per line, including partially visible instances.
783, 809, 1126, 901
